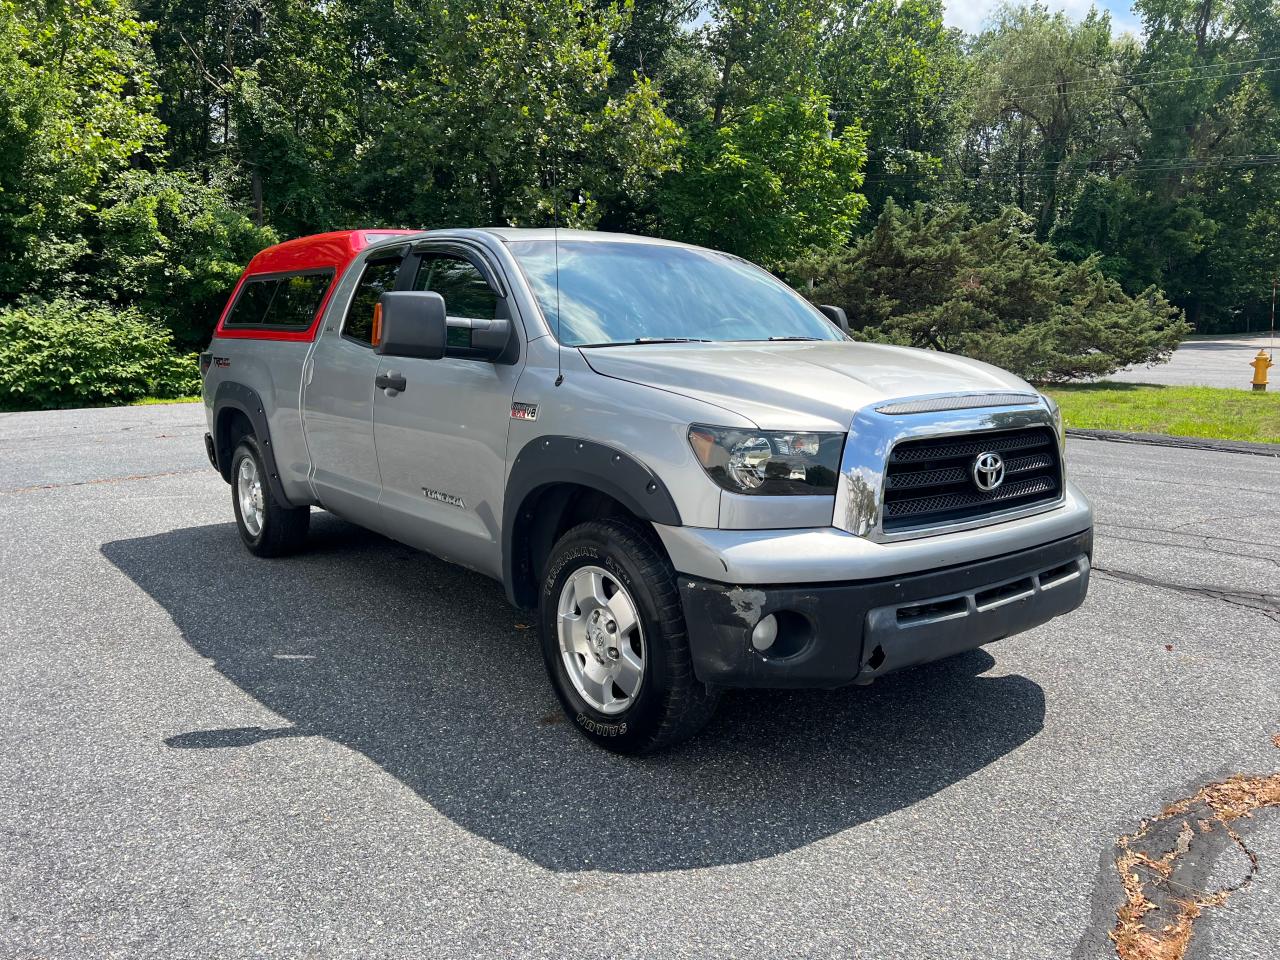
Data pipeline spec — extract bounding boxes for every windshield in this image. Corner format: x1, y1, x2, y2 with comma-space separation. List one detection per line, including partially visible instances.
507, 240, 844, 346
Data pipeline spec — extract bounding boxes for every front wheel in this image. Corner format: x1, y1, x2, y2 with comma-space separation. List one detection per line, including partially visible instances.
538, 518, 719, 754
230, 437, 310, 557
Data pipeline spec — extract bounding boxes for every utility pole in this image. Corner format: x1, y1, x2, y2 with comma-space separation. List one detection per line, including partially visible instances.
1271, 273, 1277, 357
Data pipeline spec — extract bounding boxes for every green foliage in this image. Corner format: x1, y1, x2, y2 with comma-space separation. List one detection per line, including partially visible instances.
0, 0, 163, 295
956, 0, 1280, 331
96, 170, 277, 347
821, 0, 966, 213
703, 0, 832, 125
794, 201, 1191, 383
374, 0, 682, 228
0, 299, 200, 410
960, 6, 1121, 237
3, 0, 1278, 410
660, 94, 867, 265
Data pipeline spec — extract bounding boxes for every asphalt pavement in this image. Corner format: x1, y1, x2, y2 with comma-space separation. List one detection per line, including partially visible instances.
1116, 332, 1276, 389
1, 403, 1277, 959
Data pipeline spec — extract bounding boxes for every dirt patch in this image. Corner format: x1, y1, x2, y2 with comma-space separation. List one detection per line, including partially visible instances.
1110, 770, 1280, 959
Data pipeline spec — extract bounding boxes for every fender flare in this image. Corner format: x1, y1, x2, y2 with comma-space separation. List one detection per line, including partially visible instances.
211, 380, 295, 507
502, 436, 682, 608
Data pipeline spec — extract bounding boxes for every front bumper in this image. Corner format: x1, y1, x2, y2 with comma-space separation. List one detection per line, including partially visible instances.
678, 528, 1092, 689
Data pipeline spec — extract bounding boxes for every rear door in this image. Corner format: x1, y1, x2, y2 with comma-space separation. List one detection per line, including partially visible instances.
302, 247, 407, 525
371, 244, 523, 578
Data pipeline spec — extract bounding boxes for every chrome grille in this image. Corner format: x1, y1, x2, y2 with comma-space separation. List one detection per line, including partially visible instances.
882, 426, 1061, 531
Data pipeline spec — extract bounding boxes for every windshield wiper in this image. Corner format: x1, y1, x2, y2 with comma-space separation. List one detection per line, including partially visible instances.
632, 337, 712, 344
579, 337, 714, 348
766, 336, 821, 341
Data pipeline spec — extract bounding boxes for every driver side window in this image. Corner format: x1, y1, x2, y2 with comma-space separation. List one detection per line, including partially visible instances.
344, 256, 402, 347
413, 253, 498, 320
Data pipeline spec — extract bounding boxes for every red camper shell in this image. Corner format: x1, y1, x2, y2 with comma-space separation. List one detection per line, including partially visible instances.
214, 229, 419, 342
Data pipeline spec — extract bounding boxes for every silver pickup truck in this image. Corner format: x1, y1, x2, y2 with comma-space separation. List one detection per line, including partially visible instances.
201, 227, 1093, 753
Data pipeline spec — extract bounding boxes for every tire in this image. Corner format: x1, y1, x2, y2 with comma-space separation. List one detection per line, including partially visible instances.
538, 517, 720, 754
230, 436, 310, 557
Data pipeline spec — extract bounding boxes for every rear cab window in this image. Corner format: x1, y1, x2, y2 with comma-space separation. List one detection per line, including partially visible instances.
223, 270, 335, 330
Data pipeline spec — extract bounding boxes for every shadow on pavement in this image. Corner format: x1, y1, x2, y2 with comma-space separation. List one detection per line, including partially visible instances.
103, 514, 1045, 874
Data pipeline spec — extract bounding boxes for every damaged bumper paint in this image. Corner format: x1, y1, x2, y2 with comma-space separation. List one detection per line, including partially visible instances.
677, 528, 1093, 689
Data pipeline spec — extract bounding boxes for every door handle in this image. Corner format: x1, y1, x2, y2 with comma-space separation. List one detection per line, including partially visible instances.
375, 372, 407, 393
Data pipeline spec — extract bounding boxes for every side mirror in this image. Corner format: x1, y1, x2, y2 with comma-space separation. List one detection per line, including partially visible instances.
376, 291, 515, 363
377, 291, 447, 359
818, 304, 850, 334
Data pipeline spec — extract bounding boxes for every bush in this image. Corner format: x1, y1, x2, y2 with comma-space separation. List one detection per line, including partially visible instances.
96, 169, 276, 349
790, 201, 1191, 383
0, 298, 200, 410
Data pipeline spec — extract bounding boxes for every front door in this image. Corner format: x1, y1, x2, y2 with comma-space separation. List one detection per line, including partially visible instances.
302, 248, 405, 526
372, 246, 524, 578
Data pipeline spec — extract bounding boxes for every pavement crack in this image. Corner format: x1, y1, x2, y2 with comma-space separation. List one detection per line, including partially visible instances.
0, 468, 207, 495
1092, 565, 1280, 623
1095, 532, 1280, 568
1099, 520, 1280, 552
1110, 770, 1280, 960
1169, 515, 1259, 533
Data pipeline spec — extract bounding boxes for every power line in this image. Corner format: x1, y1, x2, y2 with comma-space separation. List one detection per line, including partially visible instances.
823, 56, 1280, 111
896, 153, 1280, 174
860, 156, 1280, 185
979, 66, 1280, 111
964, 54, 1280, 100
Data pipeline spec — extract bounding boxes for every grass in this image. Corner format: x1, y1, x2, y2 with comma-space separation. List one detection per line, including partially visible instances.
0, 394, 203, 412
131, 395, 201, 406
1044, 382, 1280, 444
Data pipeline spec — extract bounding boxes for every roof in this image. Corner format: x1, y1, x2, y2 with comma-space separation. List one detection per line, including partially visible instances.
243, 227, 698, 272
484, 228, 692, 247
243, 229, 421, 276
215, 229, 419, 344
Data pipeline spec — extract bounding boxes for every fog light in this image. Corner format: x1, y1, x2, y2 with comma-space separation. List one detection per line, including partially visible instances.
751, 614, 778, 652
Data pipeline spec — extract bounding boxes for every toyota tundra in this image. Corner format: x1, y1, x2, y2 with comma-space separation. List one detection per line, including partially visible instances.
200, 228, 1093, 753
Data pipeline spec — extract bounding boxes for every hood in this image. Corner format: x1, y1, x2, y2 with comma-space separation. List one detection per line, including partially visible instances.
580, 340, 1035, 431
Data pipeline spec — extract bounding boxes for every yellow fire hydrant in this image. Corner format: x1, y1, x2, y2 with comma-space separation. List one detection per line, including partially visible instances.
1252, 349, 1274, 391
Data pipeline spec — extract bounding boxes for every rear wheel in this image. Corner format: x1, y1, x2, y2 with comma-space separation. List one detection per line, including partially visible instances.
539, 517, 719, 754
230, 437, 309, 557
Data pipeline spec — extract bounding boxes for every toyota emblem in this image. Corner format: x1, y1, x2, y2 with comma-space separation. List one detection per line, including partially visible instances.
971, 451, 1005, 492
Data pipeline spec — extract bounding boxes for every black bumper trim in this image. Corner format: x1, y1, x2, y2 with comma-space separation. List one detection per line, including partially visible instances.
678, 528, 1093, 689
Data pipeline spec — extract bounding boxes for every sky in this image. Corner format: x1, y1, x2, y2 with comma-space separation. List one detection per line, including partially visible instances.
943, 0, 1143, 35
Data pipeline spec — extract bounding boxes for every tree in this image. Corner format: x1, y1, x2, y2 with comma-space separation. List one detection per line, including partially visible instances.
821, 0, 966, 214
703, 0, 832, 127
96, 169, 276, 347
0, 0, 163, 298
660, 93, 867, 265
333, 0, 681, 230
960, 6, 1122, 237
1092, 0, 1280, 330
652, 0, 867, 263
793, 201, 1189, 382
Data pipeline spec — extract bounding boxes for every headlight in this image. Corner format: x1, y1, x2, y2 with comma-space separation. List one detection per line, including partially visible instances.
1041, 393, 1064, 448
688, 425, 845, 496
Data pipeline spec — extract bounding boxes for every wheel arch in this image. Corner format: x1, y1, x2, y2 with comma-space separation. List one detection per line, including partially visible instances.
503, 437, 682, 609
212, 380, 295, 507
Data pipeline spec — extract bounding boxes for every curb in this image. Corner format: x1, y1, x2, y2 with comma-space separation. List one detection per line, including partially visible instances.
1066, 428, 1280, 458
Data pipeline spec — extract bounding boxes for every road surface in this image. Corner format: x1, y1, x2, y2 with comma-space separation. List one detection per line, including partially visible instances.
1, 403, 1277, 959
1118, 332, 1276, 390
